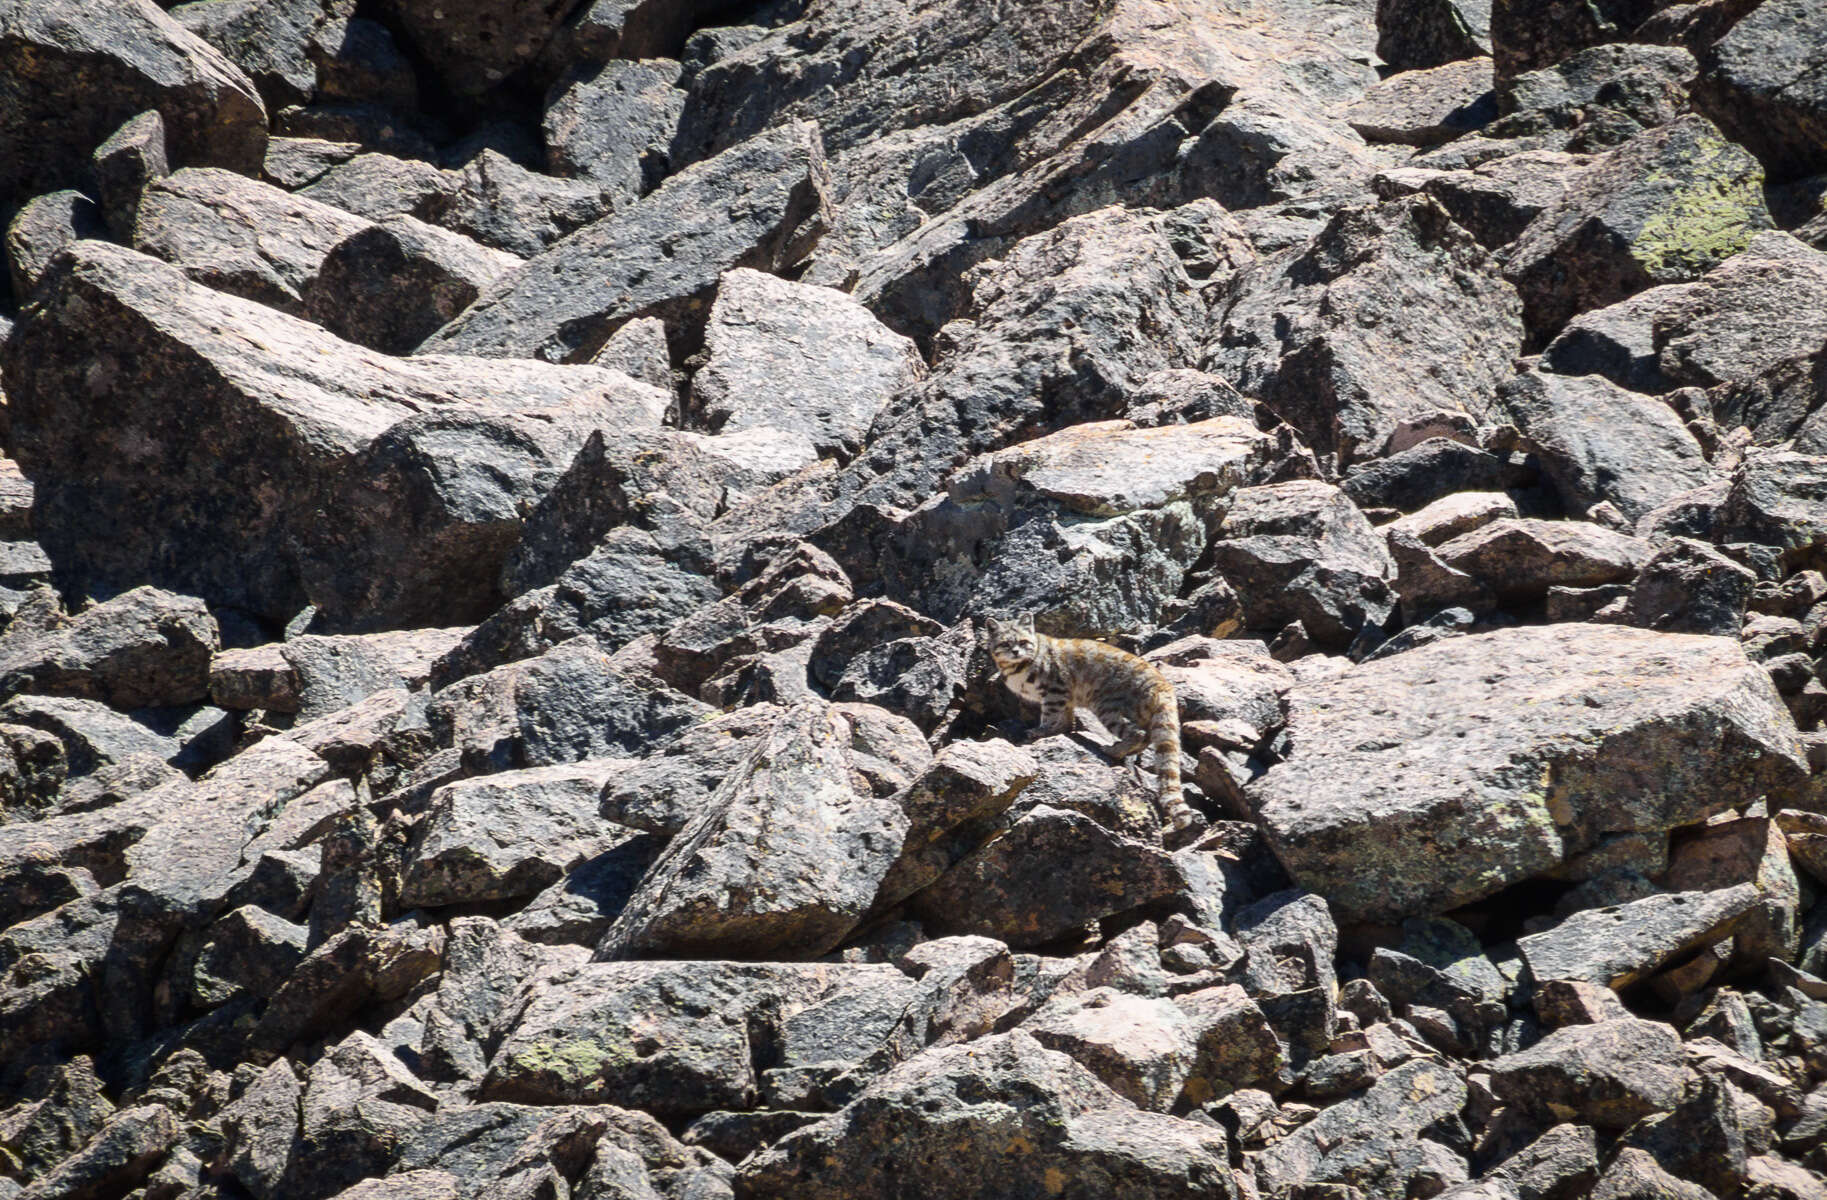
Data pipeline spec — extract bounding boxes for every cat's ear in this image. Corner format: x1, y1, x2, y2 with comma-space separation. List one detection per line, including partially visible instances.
984, 617, 1005, 636
1018, 612, 1036, 631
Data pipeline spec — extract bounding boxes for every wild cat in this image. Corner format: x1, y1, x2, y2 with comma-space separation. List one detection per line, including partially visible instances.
984, 613, 1195, 836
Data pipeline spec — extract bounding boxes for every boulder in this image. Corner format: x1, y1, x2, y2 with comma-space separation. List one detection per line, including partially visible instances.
401, 761, 625, 908
595, 701, 910, 960
1502, 371, 1714, 522
1254, 1059, 1470, 1196
483, 959, 905, 1116
5, 191, 104, 300
420, 121, 831, 363
1490, 0, 1676, 80
1503, 115, 1774, 341
373, 0, 580, 97
17, 1104, 179, 1200
1207, 196, 1524, 465
1614, 536, 1756, 635
302, 216, 520, 355
0, 0, 266, 209
873, 739, 1039, 911
1024, 988, 1199, 1112
0, 586, 217, 709
1693, 0, 1827, 184
542, 58, 684, 196
1342, 60, 1496, 147
1375, 0, 1493, 71
690, 268, 924, 459
1251, 624, 1807, 922
3, 241, 668, 629
1516, 885, 1759, 988
737, 1032, 1239, 1200
90, 110, 170, 239
1435, 518, 1648, 600
1208, 479, 1395, 649
1488, 1017, 1687, 1128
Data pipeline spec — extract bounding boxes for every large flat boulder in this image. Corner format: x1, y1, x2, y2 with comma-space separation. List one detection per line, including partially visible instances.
1, 241, 668, 629
1693, 0, 1827, 184
420, 121, 831, 363
1251, 624, 1807, 922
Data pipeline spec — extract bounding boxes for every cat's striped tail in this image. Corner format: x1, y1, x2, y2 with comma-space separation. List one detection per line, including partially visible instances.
1148, 690, 1193, 834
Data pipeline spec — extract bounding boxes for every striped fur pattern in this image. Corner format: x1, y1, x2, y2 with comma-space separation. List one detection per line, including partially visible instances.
984, 613, 1193, 834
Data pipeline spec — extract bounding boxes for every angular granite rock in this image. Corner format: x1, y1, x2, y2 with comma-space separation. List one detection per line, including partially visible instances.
1489, 1017, 1687, 1128
1252, 624, 1806, 922
1517, 885, 1759, 988
1693, 0, 1827, 184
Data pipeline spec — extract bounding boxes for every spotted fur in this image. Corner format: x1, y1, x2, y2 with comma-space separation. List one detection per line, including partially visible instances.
984, 613, 1193, 834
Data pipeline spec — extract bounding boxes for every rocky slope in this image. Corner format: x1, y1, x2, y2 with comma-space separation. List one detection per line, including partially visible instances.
2, 0, 1827, 1196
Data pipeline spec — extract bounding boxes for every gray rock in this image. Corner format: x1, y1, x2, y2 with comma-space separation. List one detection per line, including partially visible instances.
597, 701, 907, 960
89, 110, 169, 240
1490, 0, 1673, 80
1252, 624, 1806, 922
1496, 43, 1696, 147
0, 694, 180, 776
130, 166, 371, 314
435, 150, 618, 260
1207, 196, 1524, 465
1209, 479, 1395, 649
1375, 0, 1493, 71
1489, 1123, 1600, 1200
1517, 885, 1759, 988
402, 761, 625, 908
373, 0, 573, 98
183, 904, 309, 1009
1590, 1146, 1718, 1200
303, 216, 520, 355
284, 1031, 438, 1200
738, 1032, 1238, 1200
422, 121, 831, 363
543, 58, 683, 196
1255, 1059, 1470, 1196
1615, 536, 1756, 635
909, 805, 1179, 949
690, 268, 924, 459
1343, 60, 1497, 147
1503, 372, 1714, 522
0, 586, 217, 709
484, 959, 903, 1116
1665, 814, 1802, 966
249, 921, 442, 1054
3, 241, 668, 629
216, 1060, 303, 1200
168, 0, 351, 109
1718, 451, 1827, 572
0, 0, 266, 209
1693, 0, 1827, 184
1503, 115, 1774, 342
873, 739, 1039, 912
1376, 150, 1587, 252
1652, 232, 1827, 393
589, 315, 672, 389
1024, 988, 1198, 1112
17, 1104, 178, 1200
1435, 518, 1648, 600
1489, 1017, 1688, 1129
5, 191, 104, 299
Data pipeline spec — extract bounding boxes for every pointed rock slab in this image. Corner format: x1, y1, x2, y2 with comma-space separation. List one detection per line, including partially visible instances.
1489, 1017, 1687, 1129
1435, 518, 1648, 601
738, 1031, 1239, 1200
1517, 885, 1760, 989
1207, 195, 1523, 465
1254, 1059, 1470, 1197
1503, 115, 1774, 341
1502, 372, 1714, 523
0, 586, 218, 709
2, 241, 667, 628
421, 121, 831, 363
483, 959, 905, 1117
0, 0, 267, 209
1251, 624, 1807, 923
690, 267, 924, 459
596, 701, 909, 960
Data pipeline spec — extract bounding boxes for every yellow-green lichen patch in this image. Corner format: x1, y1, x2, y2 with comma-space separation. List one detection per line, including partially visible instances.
1634, 133, 1768, 280
504, 1035, 632, 1085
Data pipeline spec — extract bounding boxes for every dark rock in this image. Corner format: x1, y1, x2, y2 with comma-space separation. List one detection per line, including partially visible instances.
1590, 1146, 1716, 1199
1490, 0, 1676, 80
1503, 115, 1774, 342
1719, 451, 1827, 572
180, 904, 309, 1009
1435, 518, 1648, 600
303, 217, 520, 355
129, 166, 370, 315
1342, 438, 1533, 513
873, 738, 1039, 913
1665, 815, 1802, 965
543, 58, 683, 195
282, 1031, 437, 1200
1488, 1122, 1600, 1200
1174, 984, 1285, 1103
1377, 150, 1587, 252
690, 268, 923, 460
1503, 372, 1713, 522
17, 1103, 177, 1200
1375, 0, 1493, 71
1496, 44, 1696, 148
1255, 1059, 1470, 1196
401, 761, 624, 908
434, 151, 617, 260
422, 121, 831, 363
170, 0, 347, 109
5, 192, 104, 300
373, 0, 575, 98
1693, 0, 1827, 185
248, 921, 441, 1054
89, 110, 169, 240
0, 694, 179, 776
1619, 1073, 1751, 1196
4, 241, 670, 629
1253, 624, 1806, 922
1517, 885, 1758, 988
1489, 1017, 1687, 1129
0, 586, 216, 709
1207, 196, 1524, 465
215, 1059, 302, 1200
1343, 60, 1497, 147
738, 1032, 1238, 1200
909, 805, 1179, 949
0, 0, 266, 210
0, 1056, 113, 1185
501, 832, 665, 946
1614, 536, 1756, 635
596, 701, 909, 960
483, 959, 904, 1116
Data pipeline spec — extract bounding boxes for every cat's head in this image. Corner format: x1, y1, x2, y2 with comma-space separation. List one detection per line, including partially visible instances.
984, 613, 1038, 668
